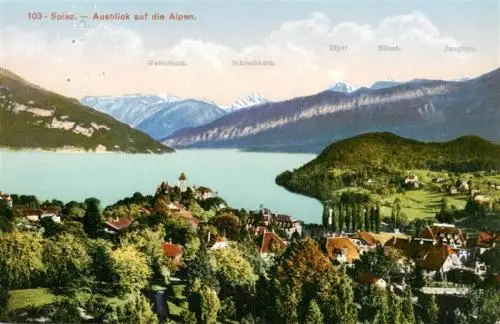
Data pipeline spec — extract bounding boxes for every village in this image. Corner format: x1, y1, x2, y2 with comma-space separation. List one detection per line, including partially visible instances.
0, 170, 499, 323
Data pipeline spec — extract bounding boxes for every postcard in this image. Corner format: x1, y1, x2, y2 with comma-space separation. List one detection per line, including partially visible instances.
0, 0, 499, 323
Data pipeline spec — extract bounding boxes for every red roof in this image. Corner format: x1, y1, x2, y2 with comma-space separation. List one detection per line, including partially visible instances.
476, 232, 500, 248
260, 231, 286, 254
356, 231, 378, 246
326, 237, 360, 263
106, 218, 133, 231
417, 244, 456, 271
162, 242, 183, 258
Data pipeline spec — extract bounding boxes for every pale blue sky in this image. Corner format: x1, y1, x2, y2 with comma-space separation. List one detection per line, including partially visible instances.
0, 0, 498, 104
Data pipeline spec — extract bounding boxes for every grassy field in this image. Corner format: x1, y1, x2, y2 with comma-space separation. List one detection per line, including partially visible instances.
7, 288, 56, 312
380, 190, 469, 220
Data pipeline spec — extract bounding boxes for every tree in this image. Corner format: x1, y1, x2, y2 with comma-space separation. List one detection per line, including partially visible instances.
371, 287, 389, 324
402, 288, 416, 324
272, 238, 334, 323
322, 202, 329, 229
456, 288, 500, 324
110, 245, 151, 295
87, 239, 114, 287
49, 297, 82, 323
388, 291, 403, 324
375, 205, 381, 233
421, 294, 439, 324
394, 198, 402, 228
188, 280, 220, 324
209, 212, 240, 240
364, 206, 370, 231
0, 202, 14, 233
211, 247, 257, 288
320, 271, 357, 324
187, 242, 218, 289
480, 243, 500, 275
304, 300, 323, 324
121, 227, 171, 284
40, 217, 62, 237
83, 198, 104, 238
0, 231, 45, 288
192, 202, 216, 222
43, 234, 91, 290
120, 294, 159, 324
338, 204, 344, 232
181, 310, 197, 324
0, 285, 9, 320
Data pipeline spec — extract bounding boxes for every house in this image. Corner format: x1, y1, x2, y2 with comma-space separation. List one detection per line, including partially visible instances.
0, 193, 13, 208
21, 207, 61, 223
168, 202, 200, 227
260, 230, 287, 256
351, 232, 378, 254
356, 271, 387, 289
40, 207, 62, 223
258, 207, 302, 238
194, 186, 216, 201
105, 218, 134, 234
167, 202, 182, 212
23, 209, 43, 222
449, 185, 458, 195
209, 237, 230, 250
325, 237, 360, 264
418, 224, 467, 249
416, 243, 462, 279
473, 231, 499, 257
404, 175, 419, 188
457, 181, 469, 192
474, 195, 493, 208
161, 242, 183, 264
384, 236, 435, 259
354, 231, 378, 247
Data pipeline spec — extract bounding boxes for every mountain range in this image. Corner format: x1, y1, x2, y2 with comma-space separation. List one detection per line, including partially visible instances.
81, 93, 269, 139
164, 68, 500, 153
0, 68, 172, 153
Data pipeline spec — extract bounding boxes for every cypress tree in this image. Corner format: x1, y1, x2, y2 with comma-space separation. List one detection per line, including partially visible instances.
364, 206, 370, 231
388, 291, 403, 324
402, 289, 416, 324
83, 198, 104, 238
322, 202, 329, 229
375, 205, 381, 233
304, 299, 324, 324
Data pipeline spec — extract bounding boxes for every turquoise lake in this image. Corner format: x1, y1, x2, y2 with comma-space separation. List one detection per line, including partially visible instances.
0, 149, 322, 223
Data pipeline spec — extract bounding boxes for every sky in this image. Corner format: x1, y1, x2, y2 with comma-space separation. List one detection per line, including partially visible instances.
0, 0, 498, 106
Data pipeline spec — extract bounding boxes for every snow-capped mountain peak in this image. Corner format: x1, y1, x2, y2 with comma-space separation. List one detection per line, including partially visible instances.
229, 93, 269, 111
157, 94, 182, 102
327, 81, 357, 94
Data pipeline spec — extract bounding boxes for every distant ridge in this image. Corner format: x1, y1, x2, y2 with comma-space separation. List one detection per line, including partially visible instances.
0, 68, 172, 153
275, 132, 500, 200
